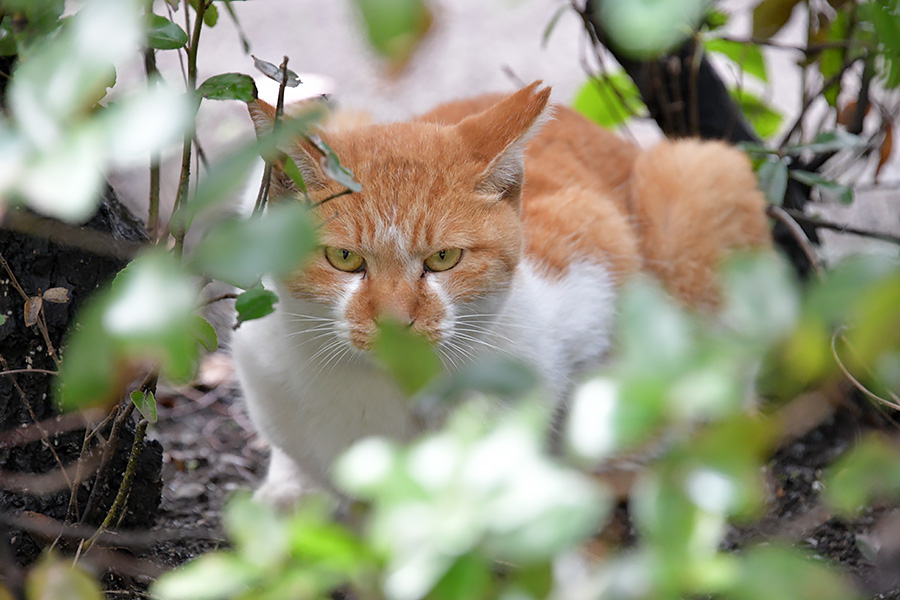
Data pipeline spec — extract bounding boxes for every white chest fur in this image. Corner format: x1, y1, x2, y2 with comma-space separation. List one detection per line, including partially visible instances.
231, 258, 617, 502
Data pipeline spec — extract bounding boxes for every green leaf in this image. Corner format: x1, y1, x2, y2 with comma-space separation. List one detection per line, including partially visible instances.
147, 14, 188, 50
225, 492, 289, 568
235, 285, 279, 325
190, 202, 317, 289
172, 107, 325, 231
373, 319, 442, 395
592, 0, 711, 59
197, 73, 256, 102
130, 389, 158, 423
283, 155, 309, 195
151, 553, 258, 600
251, 55, 302, 87
705, 8, 730, 30
308, 135, 363, 192
788, 170, 853, 203
57, 251, 201, 410
720, 252, 800, 346
825, 435, 900, 513
818, 11, 849, 106
573, 72, 646, 129
0, 315, 6, 326
704, 38, 768, 82
351, 0, 432, 68
430, 554, 492, 600
192, 315, 218, 352
729, 87, 783, 139
25, 556, 103, 600
752, 0, 803, 39
755, 157, 788, 205
784, 130, 863, 154
729, 545, 856, 600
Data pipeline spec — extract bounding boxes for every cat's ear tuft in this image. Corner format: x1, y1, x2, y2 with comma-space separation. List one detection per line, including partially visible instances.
246, 99, 326, 192
456, 81, 552, 202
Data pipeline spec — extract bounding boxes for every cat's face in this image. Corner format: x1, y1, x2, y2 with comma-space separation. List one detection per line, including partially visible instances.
249, 83, 550, 352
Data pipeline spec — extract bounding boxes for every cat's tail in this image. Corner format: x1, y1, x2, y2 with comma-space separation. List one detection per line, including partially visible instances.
629, 139, 771, 307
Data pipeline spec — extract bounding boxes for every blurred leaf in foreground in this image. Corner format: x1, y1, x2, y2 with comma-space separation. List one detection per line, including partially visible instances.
57, 251, 202, 410
593, 0, 711, 58
573, 72, 647, 129
190, 202, 317, 289
351, 0, 432, 70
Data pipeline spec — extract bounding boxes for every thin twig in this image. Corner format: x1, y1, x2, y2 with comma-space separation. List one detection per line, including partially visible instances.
254, 55, 292, 214
780, 207, 900, 246
171, 0, 210, 257
144, 0, 161, 241
203, 292, 239, 306
0, 251, 60, 364
314, 188, 354, 208
0, 368, 57, 377
765, 205, 823, 275
831, 330, 900, 411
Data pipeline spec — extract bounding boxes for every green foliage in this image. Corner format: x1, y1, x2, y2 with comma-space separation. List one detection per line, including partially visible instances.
147, 14, 189, 50
573, 73, 647, 129
728, 87, 783, 139
825, 435, 900, 513
24, 554, 104, 600
0, 0, 190, 222
789, 169, 854, 204
351, 0, 432, 68
755, 156, 789, 204
307, 135, 364, 192
373, 319, 442, 395
859, 0, 900, 88
130, 389, 158, 423
251, 55, 302, 87
704, 38, 768, 82
335, 402, 608, 600
153, 493, 376, 600
0, 0, 65, 56
592, 0, 712, 58
190, 202, 317, 289
56, 251, 208, 410
235, 285, 279, 326
197, 73, 257, 102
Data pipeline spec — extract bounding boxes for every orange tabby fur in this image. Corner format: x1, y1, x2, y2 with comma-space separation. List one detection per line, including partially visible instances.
235, 82, 772, 504
249, 82, 769, 323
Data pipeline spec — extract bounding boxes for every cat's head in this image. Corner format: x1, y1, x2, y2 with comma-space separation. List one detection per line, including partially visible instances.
247, 82, 551, 351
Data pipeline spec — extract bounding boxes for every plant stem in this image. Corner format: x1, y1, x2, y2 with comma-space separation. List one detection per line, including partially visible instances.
172, 0, 209, 257
83, 418, 149, 552
143, 0, 161, 241
253, 55, 291, 214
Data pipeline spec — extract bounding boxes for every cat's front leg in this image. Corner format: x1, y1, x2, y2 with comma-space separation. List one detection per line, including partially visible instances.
254, 445, 323, 510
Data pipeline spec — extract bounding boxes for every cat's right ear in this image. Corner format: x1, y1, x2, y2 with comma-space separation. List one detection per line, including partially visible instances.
456, 81, 552, 203
246, 98, 327, 191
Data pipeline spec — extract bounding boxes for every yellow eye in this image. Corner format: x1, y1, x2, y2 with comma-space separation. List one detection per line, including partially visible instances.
424, 248, 462, 272
324, 247, 365, 272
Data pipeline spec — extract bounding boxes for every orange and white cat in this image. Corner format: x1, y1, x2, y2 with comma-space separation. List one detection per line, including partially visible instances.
231, 82, 770, 505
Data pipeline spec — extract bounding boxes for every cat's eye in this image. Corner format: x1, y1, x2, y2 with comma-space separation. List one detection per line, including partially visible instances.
424, 248, 462, 272
324, 247, 366, 272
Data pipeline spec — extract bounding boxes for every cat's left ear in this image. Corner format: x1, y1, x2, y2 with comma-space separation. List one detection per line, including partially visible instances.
246, 98, 328, 191
456, 81, 552, 202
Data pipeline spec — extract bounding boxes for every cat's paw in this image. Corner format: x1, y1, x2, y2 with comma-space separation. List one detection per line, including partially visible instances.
252, 477, 312, 511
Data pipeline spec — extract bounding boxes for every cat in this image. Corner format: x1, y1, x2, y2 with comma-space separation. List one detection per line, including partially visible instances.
230, 81, 771, 506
